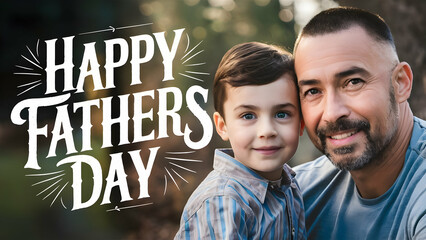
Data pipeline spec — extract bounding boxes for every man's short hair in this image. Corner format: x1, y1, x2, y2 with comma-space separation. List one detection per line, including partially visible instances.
294, 7, 396, 52
213, 42, 296, 117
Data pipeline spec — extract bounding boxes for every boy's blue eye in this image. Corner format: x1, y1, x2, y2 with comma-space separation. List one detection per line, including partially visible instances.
242, 113, 255, 120
275, 112, 288, 119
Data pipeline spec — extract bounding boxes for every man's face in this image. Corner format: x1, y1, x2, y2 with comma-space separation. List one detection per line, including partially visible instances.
214, 74, 303, 180
294, 26, 399, 171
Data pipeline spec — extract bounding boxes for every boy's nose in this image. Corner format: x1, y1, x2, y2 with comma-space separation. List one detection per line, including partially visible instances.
257, 118, 277, 138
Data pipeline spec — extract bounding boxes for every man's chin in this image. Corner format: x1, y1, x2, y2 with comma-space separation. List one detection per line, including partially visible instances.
325, 152, 371, 171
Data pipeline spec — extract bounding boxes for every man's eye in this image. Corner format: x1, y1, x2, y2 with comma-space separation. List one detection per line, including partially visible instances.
305, 88, 320, 96
345, 78, 365, 90
242, 113, 255, 120
275, 112, 289, 119
348, 78, 363, 85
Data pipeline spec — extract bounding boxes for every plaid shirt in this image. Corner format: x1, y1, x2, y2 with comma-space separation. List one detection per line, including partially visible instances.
175, 149, 306, 239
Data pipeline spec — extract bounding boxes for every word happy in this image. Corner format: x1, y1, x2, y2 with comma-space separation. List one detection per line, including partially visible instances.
10, 28, 213, 210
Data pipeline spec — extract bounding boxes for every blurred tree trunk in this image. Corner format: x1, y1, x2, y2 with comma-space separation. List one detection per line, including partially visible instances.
336, 0, 426, 118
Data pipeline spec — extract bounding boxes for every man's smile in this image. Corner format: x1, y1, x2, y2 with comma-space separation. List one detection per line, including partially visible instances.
329, 130, 357, 140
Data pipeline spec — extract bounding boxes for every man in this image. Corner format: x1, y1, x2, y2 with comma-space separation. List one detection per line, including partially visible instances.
293, 7, 425, 239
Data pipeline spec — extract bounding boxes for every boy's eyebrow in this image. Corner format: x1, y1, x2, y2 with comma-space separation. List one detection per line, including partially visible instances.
234, 103, 297, 111
234, 104, 258, 111
273, 103, 297, 110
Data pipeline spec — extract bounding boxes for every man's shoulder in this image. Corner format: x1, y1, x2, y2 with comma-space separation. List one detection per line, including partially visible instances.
294, 156, 339, 180
293, 156, 341, 192
410, 117, 426, 158
293, 155, 330, 171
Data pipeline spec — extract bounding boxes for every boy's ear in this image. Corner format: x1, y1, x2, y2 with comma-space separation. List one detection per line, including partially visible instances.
213, 112, 229, 141
299, 119, 305, 136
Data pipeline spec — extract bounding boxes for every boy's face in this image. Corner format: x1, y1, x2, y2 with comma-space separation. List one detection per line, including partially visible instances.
214, 74, 304, 180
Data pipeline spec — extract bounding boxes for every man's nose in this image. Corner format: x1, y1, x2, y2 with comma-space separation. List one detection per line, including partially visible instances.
322, 92, 350, 123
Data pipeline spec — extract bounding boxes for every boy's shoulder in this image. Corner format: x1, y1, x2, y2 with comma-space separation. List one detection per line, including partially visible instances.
181, 169, 256, 222
181, 149, 270, 221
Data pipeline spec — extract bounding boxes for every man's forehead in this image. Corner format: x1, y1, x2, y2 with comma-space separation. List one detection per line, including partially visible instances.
296, 26, 371, 52
294, 26, 397, 77
295, 25, 396, 58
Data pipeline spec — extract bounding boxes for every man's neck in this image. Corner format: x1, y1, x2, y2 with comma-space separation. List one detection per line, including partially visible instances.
350, 103, 414, 199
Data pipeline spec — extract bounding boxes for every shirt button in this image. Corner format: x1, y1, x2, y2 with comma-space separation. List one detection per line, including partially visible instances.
292, 227, 295, 235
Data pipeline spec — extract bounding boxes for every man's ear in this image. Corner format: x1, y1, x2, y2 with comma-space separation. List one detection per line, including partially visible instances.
213, 112, 229, 141
299, 119, 305, 136
392, 62, 413, 103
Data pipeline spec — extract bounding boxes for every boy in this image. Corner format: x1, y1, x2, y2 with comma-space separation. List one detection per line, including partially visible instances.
175, 42, 306, 239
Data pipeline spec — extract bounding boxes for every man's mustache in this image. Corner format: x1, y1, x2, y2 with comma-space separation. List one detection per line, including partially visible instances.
317, 118, 370, 142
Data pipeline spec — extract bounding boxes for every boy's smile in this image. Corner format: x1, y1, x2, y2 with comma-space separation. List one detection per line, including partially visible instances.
214, 74, 303, 180
253, 146, 282, 155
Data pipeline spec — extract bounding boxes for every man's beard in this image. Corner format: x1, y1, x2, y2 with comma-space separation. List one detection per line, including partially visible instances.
317, 118, 377, 171
316, 90, 398, 171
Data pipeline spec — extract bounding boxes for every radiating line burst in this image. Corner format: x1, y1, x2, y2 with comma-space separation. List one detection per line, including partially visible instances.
26, 170, 69, 209
14, 72, 41, 76
165, 167, 180, 191
165, 157, 202, 162
15, 65, 34, 71
36, 178, 62, 196
178, 73, 204, 82
184, 62, 206, 67
165, 151, 195, 155
19, 54, 42, 70
17, 80, 42, 88
50, 182, 69, 207
164, 32, 208, 196
17, 82, 43, 96
14, 39, 45, 96
171, 168, 188, 183
178, 33, 207, 82
182, 49, 204, 65
60, 197, 67, 209
184, 33, 191, 53
169, 162, 197, 173
163, 175, 168, 196
163, 151, 202, 195
185, 70, 209, 75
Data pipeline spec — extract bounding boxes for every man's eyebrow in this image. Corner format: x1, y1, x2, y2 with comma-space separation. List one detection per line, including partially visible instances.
298, 79, 320, 87
298, 67, 370, 87
335, 66, 370, 79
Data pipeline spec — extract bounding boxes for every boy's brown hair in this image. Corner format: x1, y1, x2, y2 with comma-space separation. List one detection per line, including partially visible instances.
213, 42, 296, 118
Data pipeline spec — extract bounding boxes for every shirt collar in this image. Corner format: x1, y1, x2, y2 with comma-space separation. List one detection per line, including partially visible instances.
409, 117, 425, 152
213, 149, 296, 203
